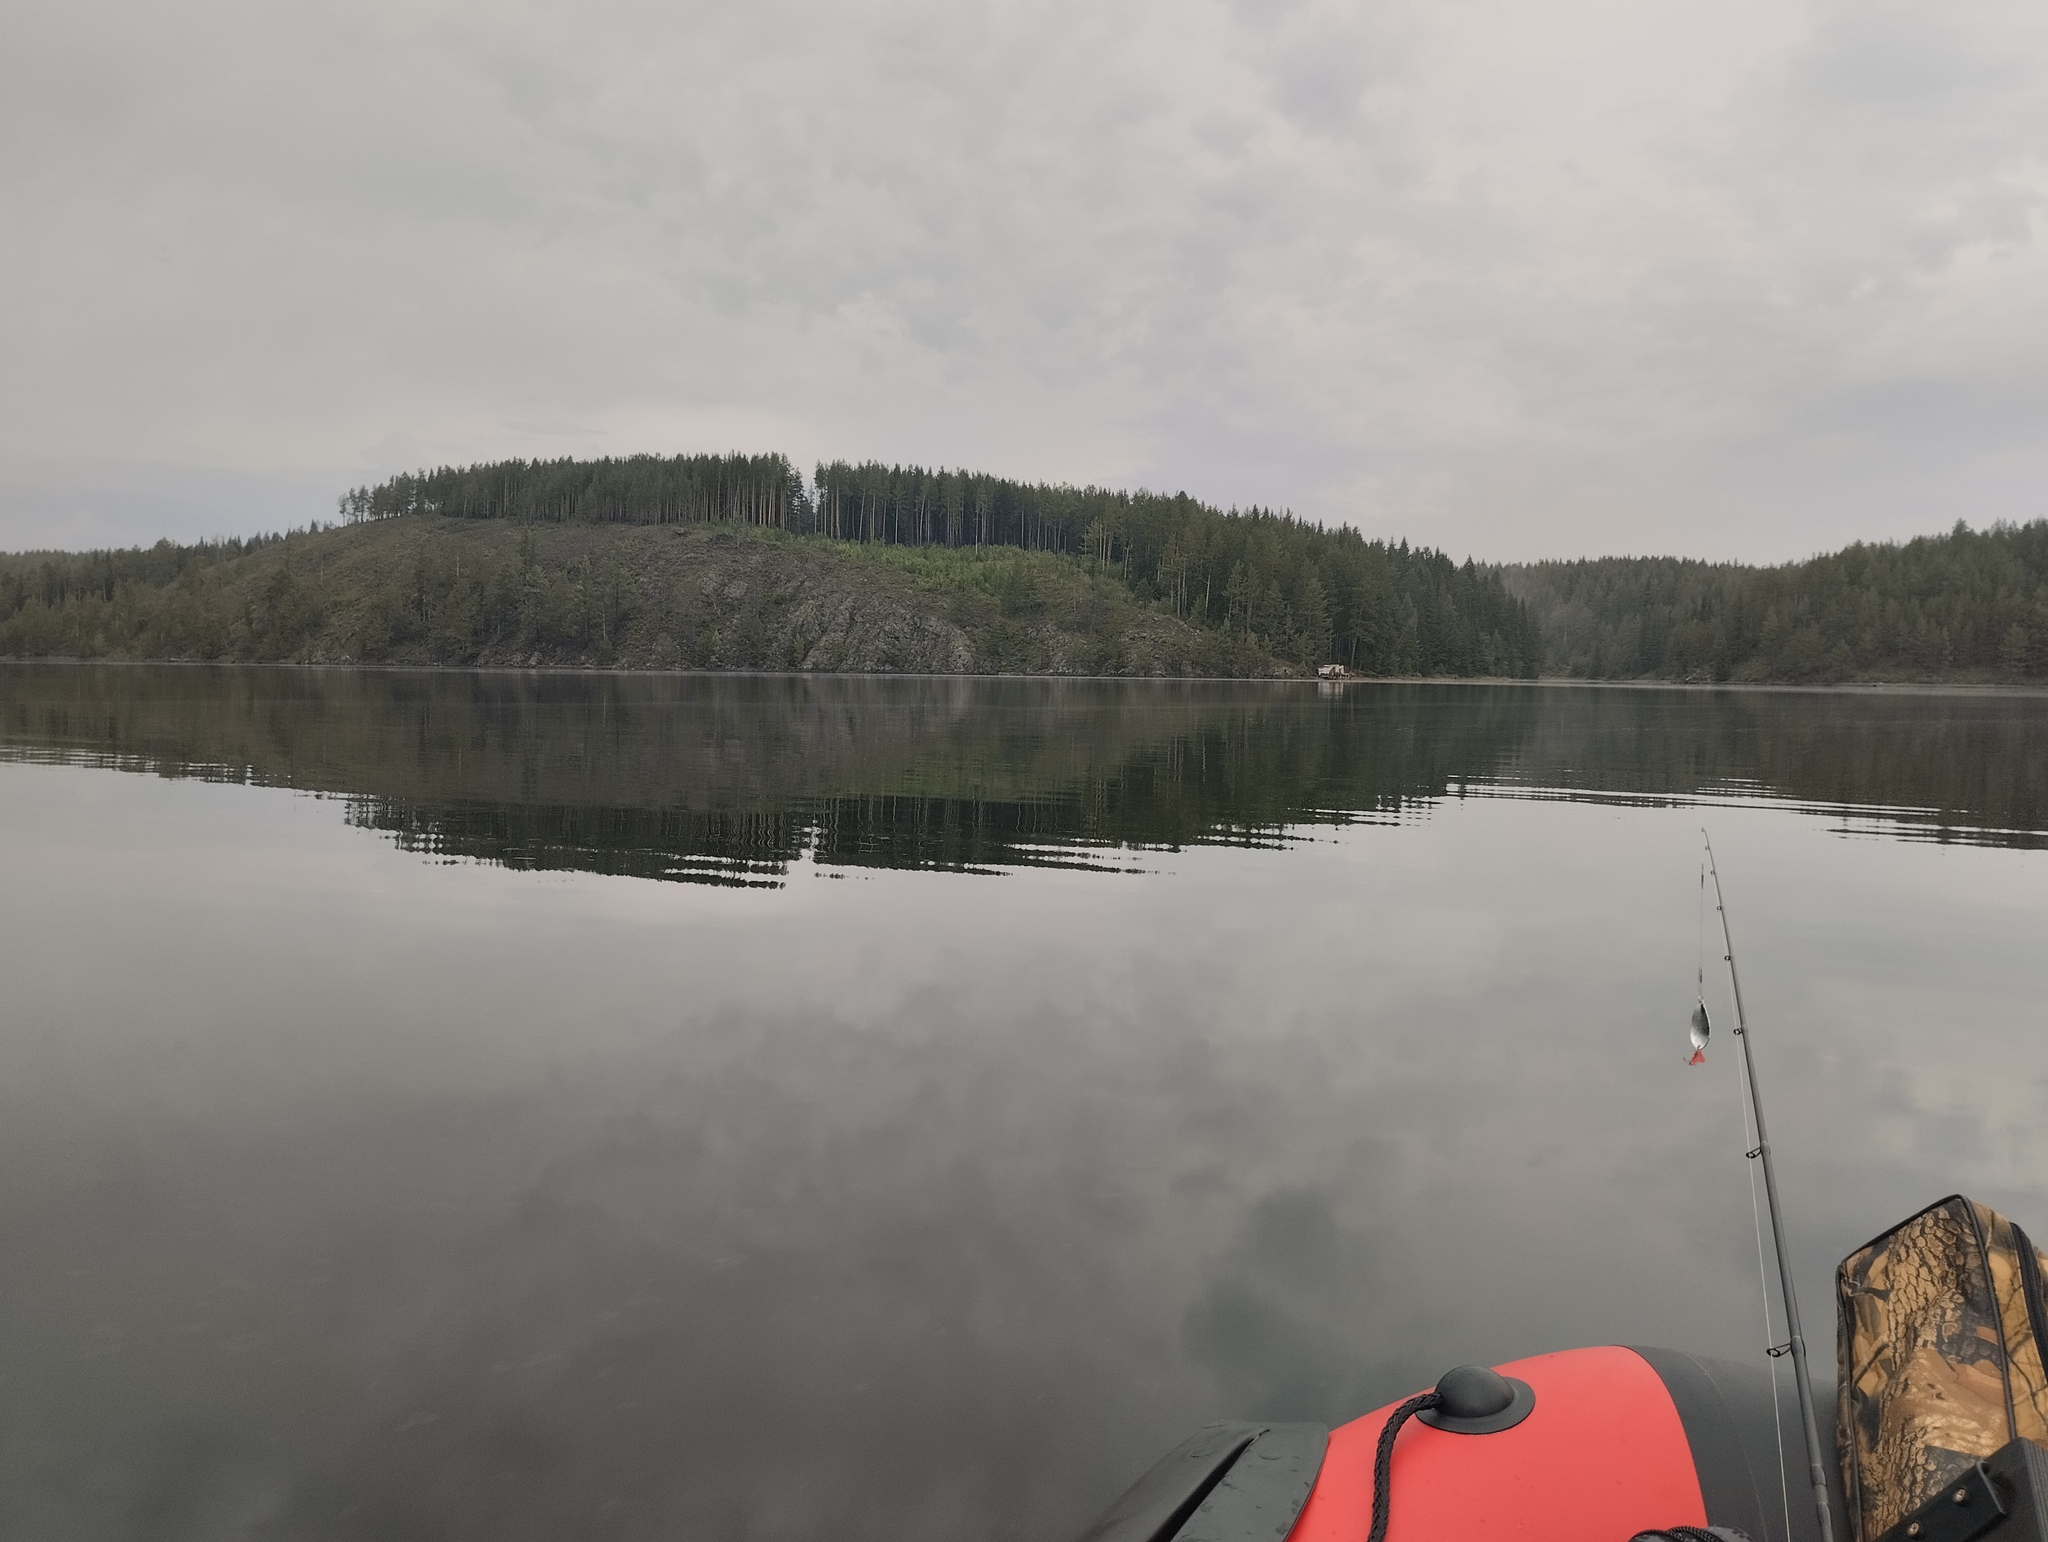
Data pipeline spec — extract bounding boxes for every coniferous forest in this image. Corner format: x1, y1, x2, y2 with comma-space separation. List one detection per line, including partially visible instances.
5, 450, 2047, 682
327, 453, 1538, 677
1509, 519, 2048, 682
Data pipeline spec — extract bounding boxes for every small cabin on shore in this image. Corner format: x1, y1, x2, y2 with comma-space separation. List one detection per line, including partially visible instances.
1317, 664, 1349, 679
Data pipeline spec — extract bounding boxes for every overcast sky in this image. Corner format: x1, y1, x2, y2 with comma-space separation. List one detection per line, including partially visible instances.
5, 0, 2046, 560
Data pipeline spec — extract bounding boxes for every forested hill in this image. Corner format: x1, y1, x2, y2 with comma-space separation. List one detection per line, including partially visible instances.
38, 450, 2047, 685
330, 453, 1539, 678
1505, 520, 2048, 683
0, 520, 1288, 676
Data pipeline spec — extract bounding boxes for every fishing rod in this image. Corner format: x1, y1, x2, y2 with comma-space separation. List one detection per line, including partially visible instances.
1702, 831, 1836, 1542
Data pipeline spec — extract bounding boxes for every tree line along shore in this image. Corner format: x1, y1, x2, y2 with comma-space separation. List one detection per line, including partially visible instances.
3, 451, 2045, 682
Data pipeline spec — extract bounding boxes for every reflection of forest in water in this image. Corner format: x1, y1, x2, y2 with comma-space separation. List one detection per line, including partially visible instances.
3, 664, 2045, 884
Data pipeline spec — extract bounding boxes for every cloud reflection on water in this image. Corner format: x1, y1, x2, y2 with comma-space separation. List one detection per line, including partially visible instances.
0, 670, 2045, 1540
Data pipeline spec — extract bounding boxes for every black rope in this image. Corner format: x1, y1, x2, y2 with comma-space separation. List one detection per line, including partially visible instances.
1366, 1383, 1752, 1542
1366, 1391, 1441, 1542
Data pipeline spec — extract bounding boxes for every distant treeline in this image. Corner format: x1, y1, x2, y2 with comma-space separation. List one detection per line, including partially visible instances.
0, 532, 286, 613
1507, 519, 2048, 682
328, 453, 1539, 677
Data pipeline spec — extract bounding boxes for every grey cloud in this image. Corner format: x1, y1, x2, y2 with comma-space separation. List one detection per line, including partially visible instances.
3, 0, 2046, 556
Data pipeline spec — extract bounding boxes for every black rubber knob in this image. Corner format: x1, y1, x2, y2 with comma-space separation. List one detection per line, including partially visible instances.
1434, 1365, 1515, 1419
1415, 1364, 1536, 1434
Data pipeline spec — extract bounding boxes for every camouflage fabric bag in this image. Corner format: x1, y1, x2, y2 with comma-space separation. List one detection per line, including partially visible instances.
1836, 1195, 2048, 1542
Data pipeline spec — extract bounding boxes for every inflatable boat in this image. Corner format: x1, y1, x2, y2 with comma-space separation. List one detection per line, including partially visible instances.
1073, 1344, 1832, 1542
1075, 1193, 2048, 1542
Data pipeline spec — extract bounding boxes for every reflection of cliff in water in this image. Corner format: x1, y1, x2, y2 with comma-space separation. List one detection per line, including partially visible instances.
0, 667, 1529, 884
3, 665, 2045, 885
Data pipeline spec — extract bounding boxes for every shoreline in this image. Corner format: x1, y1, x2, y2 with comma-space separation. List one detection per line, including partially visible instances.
5, 656, 2048, 697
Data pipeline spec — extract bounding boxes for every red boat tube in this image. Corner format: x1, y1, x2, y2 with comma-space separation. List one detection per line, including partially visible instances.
1074, 1344, 1828, 1542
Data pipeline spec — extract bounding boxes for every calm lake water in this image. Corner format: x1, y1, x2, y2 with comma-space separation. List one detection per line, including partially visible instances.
3, 664, 2046, 1542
